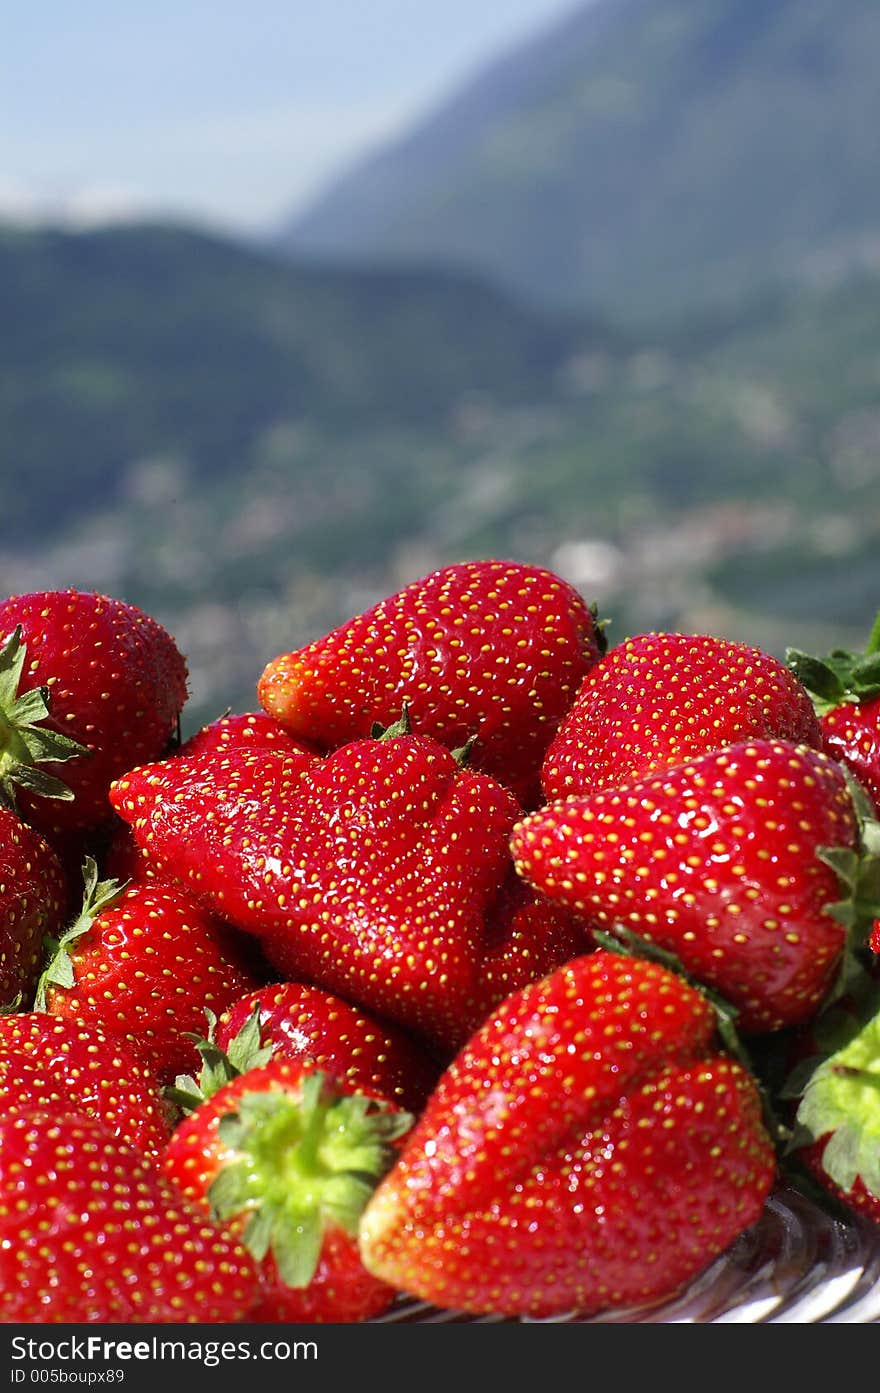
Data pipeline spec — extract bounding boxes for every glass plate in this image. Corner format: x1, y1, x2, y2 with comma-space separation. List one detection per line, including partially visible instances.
373, 1184, 880, 1324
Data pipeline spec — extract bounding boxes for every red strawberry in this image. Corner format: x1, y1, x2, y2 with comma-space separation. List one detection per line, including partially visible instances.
0, 589, 188, 839
358, 950, 776, 1319
0, 1012, 171, 1157
180, 709, 321, 760
453, 862, 588, 1045
0, 805, 68, 1007
513, 740, 863, 1033
0, 1111, 257, 1323
162, 1058, 412, 1322
257, 559, 605, 805
542, 630, 823, 800
216, 982, 441, 1112
35, 858, 263, 1082
787, 612, 880, 807
110, 734, 588, 1050
94, 715, 319, 885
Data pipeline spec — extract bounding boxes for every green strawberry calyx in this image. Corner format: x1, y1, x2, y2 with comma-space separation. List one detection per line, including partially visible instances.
167, 1006, 274, 1113
790, 997, 880, 1203
590, 601, 610, 657
207, 1070, 413, 1287
786, 608, 880, 715
0, 626, 89, 810
33, 856, 126, 1011
371, 700, 477, 766
816, 768, 880, 1013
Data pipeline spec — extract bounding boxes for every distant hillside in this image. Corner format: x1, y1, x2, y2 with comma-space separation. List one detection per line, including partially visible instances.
4, 226, 880, 726
0, 221, 596, 542
284, 0, 880, 322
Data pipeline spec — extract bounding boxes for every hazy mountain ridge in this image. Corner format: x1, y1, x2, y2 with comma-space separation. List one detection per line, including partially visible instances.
284, 0, 880, 321
4, 0, 880, 721
0, 221, 607, 541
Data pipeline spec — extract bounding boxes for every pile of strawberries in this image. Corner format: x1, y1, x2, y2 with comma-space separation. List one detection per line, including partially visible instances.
1, 561, 879, 1325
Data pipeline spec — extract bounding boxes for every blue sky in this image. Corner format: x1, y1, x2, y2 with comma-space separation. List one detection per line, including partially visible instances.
2, 0, 578, 233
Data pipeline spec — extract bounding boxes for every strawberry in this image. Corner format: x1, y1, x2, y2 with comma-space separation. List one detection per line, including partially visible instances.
787, 610, 880, 807
0, 1110, 257, 1322
0, 804, 68, 1007
358, 950, 776, 1319
0, 1012, 172, 1157
180, 709, 322, 760
542, 630, 823, 800
513, 740, 865, 1033
162, 1057, 413, 1322
216, 982, 441, 1112
34, 857, 263, 1082
0, 588, 188, 839
110, 734, 588, 1050
257, 559, 605, 805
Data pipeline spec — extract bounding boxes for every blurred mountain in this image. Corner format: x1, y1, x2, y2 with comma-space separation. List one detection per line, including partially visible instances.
0, 221, 600, 541
2, 206, 879, 725
283, 0, 880, 322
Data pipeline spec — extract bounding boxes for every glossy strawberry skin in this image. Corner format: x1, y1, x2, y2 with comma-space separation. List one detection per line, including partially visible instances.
0, 1111, 258, 1323
111, 735, 587, 1049
0, 806, 68, 1007
40, 878, 263, 1083
514, 740, 857, 1033
0, 589, 188, 838
0, 1013, 171, 1158
257, 559, 604, 806
216, 982, 441, 1112
180, 710, 322, 760
820, 697, 880, 808
95, 715, 319, 884
359, 951, 776, 1319
450, 865, 589, 1047
542, 631, 823, 800
162, 1059, 407, 1323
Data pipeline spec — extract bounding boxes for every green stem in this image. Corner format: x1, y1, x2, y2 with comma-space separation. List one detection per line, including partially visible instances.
866, 609, 880, 657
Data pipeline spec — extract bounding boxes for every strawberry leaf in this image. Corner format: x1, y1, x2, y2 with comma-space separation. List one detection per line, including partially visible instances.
33, 857, 126, 1011
589, 603, 609, 657
0, 626, 89, 813
785, 651, 847, 712
166, 1005, 274, 1113
786, 610, 880, 711
450, 734, 478, 767
371, 703, 411, 740
793, 1001, 880, 1201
